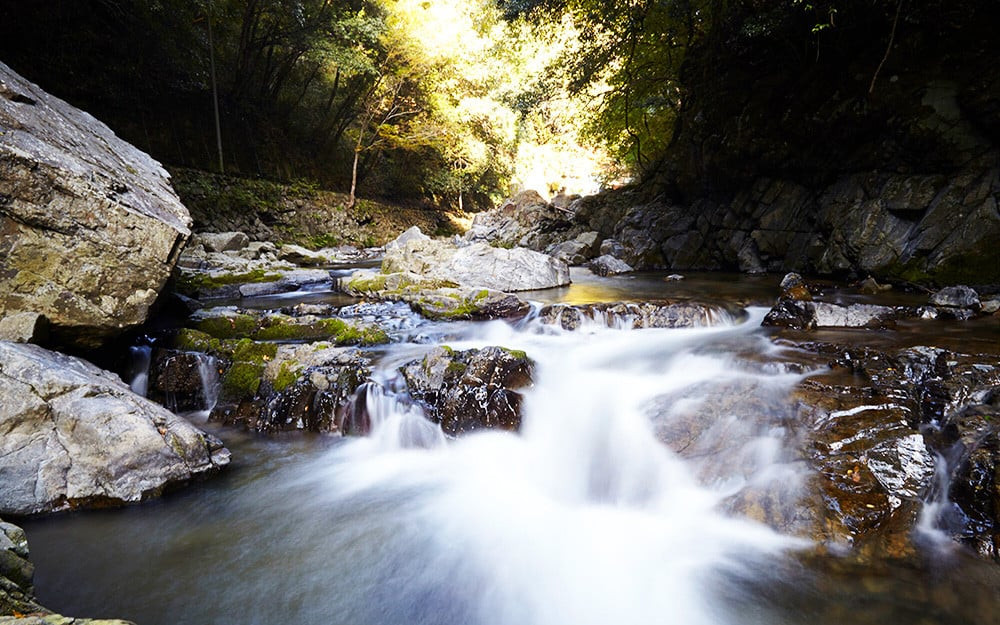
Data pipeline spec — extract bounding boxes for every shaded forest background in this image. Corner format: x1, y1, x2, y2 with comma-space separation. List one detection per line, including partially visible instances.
0, 1, 997, 213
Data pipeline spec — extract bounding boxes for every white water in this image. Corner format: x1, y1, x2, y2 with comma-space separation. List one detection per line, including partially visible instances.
127, 344, 152, 396
302, 307, 810, 625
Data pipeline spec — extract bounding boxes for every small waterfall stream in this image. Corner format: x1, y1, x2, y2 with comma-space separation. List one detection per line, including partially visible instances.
20, 273, 1000, 625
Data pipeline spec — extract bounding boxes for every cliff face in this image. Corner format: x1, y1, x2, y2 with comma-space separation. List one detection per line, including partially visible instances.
579, 1, 1000, 285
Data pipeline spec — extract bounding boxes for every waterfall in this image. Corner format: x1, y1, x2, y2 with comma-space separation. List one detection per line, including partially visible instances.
127, 345, 152, 397
301, 307, 808, 625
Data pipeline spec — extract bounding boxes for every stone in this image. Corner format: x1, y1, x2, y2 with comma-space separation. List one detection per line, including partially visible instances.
930, 285, 981, 310
0, 312, 47, 344
400, 346, 534, 435
0, 341, 229, 516
763, 299, 909, 330
587, 255, 633, 276
600, 238, 626, 258
982, 298, 1000, 314
276, 244, 327, 266
197, 231, 249, 253
382, 238, 570, 292
0, 62, 190, 348
546, 239, 591, 265
385, 225, 431, 251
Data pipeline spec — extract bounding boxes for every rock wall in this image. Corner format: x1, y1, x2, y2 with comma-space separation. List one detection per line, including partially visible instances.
0, 62, 191, 348
565, 3, 1000, 286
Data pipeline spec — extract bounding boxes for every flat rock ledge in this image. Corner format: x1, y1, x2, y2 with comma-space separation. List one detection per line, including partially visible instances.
338, 269, 530, 321
0, 342, 229, 516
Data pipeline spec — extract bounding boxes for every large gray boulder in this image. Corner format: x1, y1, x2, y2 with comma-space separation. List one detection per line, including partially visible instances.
382, 237, 570, 292
0, 342, 229, 516
0, 62, 191, 348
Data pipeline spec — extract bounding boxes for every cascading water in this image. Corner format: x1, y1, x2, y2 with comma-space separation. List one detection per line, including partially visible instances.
299, 307, 810, 625
126, 344, 152, 397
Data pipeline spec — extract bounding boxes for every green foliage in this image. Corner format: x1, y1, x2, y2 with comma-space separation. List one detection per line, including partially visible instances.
272, 361, 302, 392
176, 269, 281, 296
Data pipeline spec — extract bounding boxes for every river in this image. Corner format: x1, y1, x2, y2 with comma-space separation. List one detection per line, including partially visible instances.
19, 270, 1000, 625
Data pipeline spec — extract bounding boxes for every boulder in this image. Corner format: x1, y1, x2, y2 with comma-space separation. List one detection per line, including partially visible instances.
382, 238, 570, 292
196, 231, 249, 253
763, 299, 910, 330
464, 190, 579, 250
339, 270, 531, 321
385, 225, 431, 251
400, 346, 534, 435
587, 254, 633, 276
930, 285, 981, 310
0, 62, 191, 348
276, 243, 328, 266
0, 312, 47, 344
0, 342, 230, 516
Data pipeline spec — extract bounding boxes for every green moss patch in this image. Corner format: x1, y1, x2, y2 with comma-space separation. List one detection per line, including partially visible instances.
195, 313, 260, 340
176, 269, 282, 296
273, 361, 302, 392
222, 361, 265, 399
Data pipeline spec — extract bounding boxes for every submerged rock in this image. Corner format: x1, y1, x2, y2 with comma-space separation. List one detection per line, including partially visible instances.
400, 346, 534, 435
930, 285, 981, 310
763, 298, 913, 330
0, 342, 229, 516
0, 62, 190, 349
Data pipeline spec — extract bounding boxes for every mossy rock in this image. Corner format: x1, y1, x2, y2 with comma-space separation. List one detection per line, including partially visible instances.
175, 269, 282, 296
222, 361, 265, 400
254, 317, 388, 345
272, 360, 302, 392
194, 313, 260, 340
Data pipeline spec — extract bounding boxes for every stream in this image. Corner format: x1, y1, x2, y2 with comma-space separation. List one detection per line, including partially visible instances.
19, 270, 1000, 625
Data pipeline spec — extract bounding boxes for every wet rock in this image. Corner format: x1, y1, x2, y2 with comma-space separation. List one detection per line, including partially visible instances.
382, 237, 570, 292
858, 276, 891, 294
981, 297, 1000, 314
244, 345, 373, 433
0, 342, 229, 516
148, 350, 217, 413
539, 301, 737, 331
930, 285, 981, 310
196, 231, 249, 253
600, 238, 626, 258
0, 62, 190, 349
763, 299, 911, 330
587, 254, 633, 276
400, 346, 534, 435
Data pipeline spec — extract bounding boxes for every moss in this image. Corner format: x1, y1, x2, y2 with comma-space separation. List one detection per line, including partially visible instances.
346, 273, 388, 293
317, 318, 389, 346
446, 360, 468, 375
177, 269, 281, 295
222, 361, 264, 399
255, 321, 323, 341
232, 339, 277, 364
500, 347, 529, 360
272, 360, 302, 392
307, 233, 341, 249
174, 328, 220, 353
195, 313, 260, 339
253, 317, 389, 345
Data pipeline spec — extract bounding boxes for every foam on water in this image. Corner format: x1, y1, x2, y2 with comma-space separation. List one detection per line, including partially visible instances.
305, 306, 809, 625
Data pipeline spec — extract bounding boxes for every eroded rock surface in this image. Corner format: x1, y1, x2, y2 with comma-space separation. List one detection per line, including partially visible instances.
400, 346, 534, 435
0, 62, 190, 348
0, 342, 229, 516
